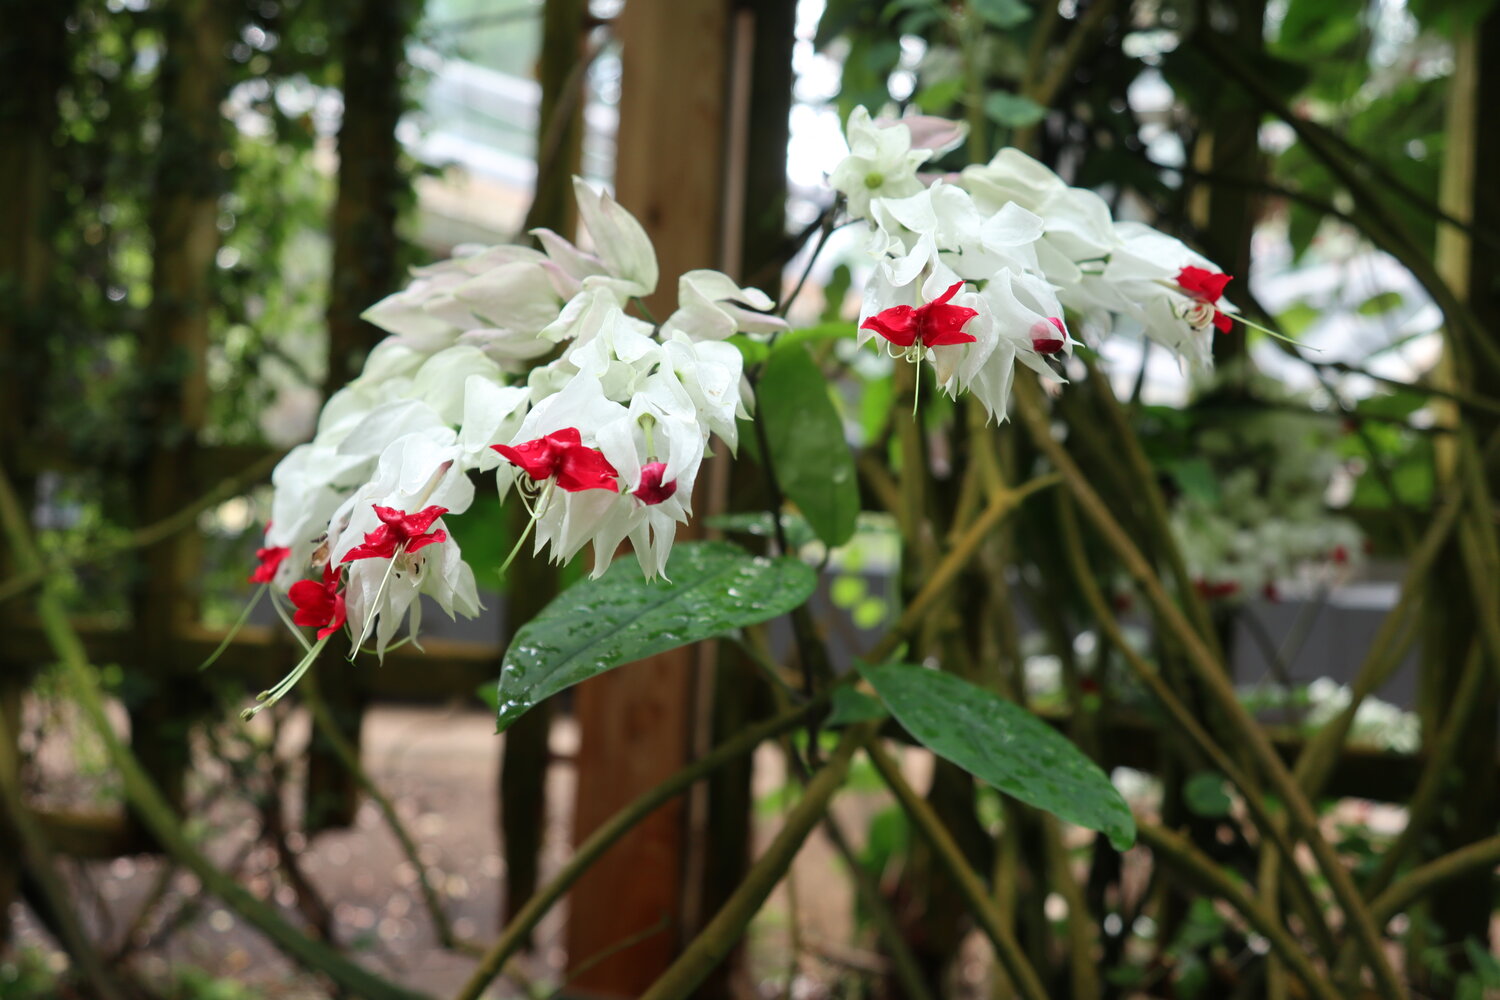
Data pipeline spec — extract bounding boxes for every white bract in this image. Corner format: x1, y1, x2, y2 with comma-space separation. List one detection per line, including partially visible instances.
842, 113, 1238, 419
258, 179, 782, 660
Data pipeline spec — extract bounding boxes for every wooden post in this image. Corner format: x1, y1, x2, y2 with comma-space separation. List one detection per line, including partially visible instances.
500, 0, 586, 935
305, 0, 420, 835
689, 4, 796, 998
130, 0, 232, 828
564, 2, 732, 995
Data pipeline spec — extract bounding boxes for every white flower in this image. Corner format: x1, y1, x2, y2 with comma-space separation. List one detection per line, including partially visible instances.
659, 269, 788, 342
830, 106, 931, 221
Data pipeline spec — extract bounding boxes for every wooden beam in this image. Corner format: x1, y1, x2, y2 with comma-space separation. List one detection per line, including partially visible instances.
565, 2, 733, 995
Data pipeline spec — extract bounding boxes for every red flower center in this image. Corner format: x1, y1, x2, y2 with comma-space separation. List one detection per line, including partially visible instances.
861, 281, 978, 349
492, 427, 621, 493
1176, 266, 1235, 334
341, 504, 449, 564
289, 564, 347, 640
632, 462, 677, 506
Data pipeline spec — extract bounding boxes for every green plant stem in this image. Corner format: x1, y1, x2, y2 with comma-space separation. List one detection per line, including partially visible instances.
302, 669, 461, 952
1015, 0, 1119, 151
867, 741, 1050, 1000
0, 708, 128, 1000
1056, 494, 1340, 961
1196, 29, 1500, 383
1371, 833, 1500, 926
1015, 380, 1407, 1000
1361, 643, 1486, 900
1081, 356, 1221, 656
822, 812, 938, 1000
0, 463, 429, 1000
1136, 823, 1343, 1000
872, 472, 1060, 663
637, 724, 869, 1000
451, 696, 825, 1000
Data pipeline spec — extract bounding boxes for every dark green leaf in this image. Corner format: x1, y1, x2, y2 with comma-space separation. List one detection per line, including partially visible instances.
758, 343, 861, 547
861, 663, 1136, 848
1183, 771, 1233, 818
1166, 458, 1219, 505
495, 542, 817, 731
828, 685, 889, 726
703, 510, 820, 551
972, 0, 1032, 29
983, 91, 1047, 128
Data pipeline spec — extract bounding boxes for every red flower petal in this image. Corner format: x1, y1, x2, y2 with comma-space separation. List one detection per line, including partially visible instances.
915, 283, 977, 347
316, 593, 347, 640
555, 445, 620, 493
341, 504, 449, 563
632, 462, 677, 506
493, 428, 583, 482
1177, 265, 1232, 303
290, 564, 344, 633
861, 305, 918, 348
1030, 316, 1067, 355
249, 545, 290, 584
1212, 309, 1233, 334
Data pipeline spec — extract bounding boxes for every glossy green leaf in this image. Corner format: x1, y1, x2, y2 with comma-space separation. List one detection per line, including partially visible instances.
983, 91, 1047, 128
861, 662, 1136, 849
828, 685, 889, 726
495, 542, 817, 731
758, 343, 861, 548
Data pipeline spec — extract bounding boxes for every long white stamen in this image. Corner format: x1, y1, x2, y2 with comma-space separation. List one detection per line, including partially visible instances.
198, 584, 266, 672
348, 545, 404, 660
499, 480, 553, 576
244, 635, 329, 720
268, 590, 314, 652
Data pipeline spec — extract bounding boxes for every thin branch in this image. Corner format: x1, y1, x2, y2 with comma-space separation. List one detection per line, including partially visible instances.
636, 725, 869, 1000
450, 696, 826, 1000
867, 741, 1051, 1000
1014, 379, 1407, 1000
0, 461, 430, 1000
1136, 823, 1342, 1000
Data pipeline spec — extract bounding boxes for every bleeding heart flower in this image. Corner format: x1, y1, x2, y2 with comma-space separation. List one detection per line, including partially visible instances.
860, 281, 978, 349
492, 427, 620, 493
632, 462, 677, 506
249, 546, 289, 584
1176, 266, 1234, 334
341, 504, 449, 563
1030, 316, 1067, 355
289, 564, 347, 639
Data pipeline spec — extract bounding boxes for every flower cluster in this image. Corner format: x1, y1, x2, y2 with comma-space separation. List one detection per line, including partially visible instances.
833, 108, 1238, 418
257, 178, 783, 657
1164, 400, 1364, 602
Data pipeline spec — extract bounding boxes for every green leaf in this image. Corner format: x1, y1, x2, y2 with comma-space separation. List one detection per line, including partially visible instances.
758, 343, 861, 547
495, 542, 817, 731
1166, 458, 1219, 505
915, 77, 965, 114
1183, 771, 1232, 818
703, 511, 820, 551
861, 662, 1136, 849
828, 685, 889, 726
1356, 290, 1403, 316
972, 0, 1032, 29
983, 91, 1047, 128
